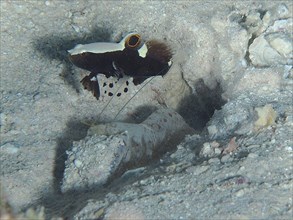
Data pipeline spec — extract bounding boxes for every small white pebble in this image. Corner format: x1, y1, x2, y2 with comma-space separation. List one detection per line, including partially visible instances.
71, 24, 80, 33
0, 143, 19, 154
238, 166, 245, 172
186, 165, 209, 175
248, 153, 258, 158
221, 154, 231, 163
277, 4, 289, 17
235, 189, 245, 197
68, 155, 75, 162
207, 125, 218, 135
214, 148, 222, 155
208, 157, 220, 164
247, 144, 260, 149
200, 143, 214, 157
140, 179, 148, 185
211, 141, 220, 148
74, 159, 82, 168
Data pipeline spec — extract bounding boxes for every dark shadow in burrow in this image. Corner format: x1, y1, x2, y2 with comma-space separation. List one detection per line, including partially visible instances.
177, 78, 226, 133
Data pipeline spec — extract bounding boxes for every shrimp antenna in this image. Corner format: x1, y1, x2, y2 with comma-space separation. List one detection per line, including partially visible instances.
114, 65, 171, 120
97, 76, 128, 121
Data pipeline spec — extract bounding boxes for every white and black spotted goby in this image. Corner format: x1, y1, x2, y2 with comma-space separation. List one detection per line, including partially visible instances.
68, 33, 173, 99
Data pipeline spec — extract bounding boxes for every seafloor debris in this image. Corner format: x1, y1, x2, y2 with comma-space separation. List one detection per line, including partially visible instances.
249, 18, 292, 67
254, 104, 277, 130
222, 137, 238, 155
61, 108, 194, 192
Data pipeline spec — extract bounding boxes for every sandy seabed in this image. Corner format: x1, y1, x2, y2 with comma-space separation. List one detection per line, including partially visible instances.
0, 1, 292, 219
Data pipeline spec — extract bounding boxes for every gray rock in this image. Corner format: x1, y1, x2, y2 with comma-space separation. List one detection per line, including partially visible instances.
62, 108, 194, 192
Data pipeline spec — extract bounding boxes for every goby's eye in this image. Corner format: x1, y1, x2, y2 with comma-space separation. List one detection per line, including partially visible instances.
125, 34, 141, 49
